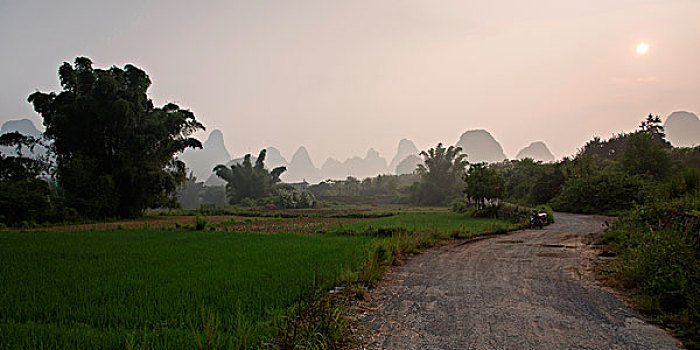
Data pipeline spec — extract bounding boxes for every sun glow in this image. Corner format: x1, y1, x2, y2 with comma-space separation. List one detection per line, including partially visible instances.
636, 42, 649, 55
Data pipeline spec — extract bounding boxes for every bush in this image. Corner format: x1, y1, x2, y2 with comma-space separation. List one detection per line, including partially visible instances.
195, 215, 208, 231
472, 206, 498, 218
551, 169, 648, 214
601, 196, 700, 347
0, 178, 52, 226
274, 189, 316, 209
623, 227, 698, 312
451, 199, 470, 214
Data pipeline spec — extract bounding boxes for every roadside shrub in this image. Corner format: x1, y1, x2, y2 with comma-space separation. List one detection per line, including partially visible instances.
551, 169, 648, 214
195, 215, 208, 231
472, 205, 498, 218
660, 167, 700, 201
623, 227, 698, 312
601, 195, 700, 347
0, 177, 52, 226
451, 199, 470, 214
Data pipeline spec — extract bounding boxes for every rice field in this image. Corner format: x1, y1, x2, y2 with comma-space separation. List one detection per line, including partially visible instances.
327, 212, 516, 238
0, 230, 373, 349
0, 209, 514, 349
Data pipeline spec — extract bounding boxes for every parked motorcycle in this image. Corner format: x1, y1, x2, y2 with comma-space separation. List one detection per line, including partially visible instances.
529, 210, 548, 229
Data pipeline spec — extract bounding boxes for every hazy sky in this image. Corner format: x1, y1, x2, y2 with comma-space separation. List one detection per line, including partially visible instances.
2, 0, 699, 164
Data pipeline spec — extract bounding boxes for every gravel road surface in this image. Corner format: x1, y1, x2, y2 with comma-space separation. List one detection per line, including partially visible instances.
359, 212, 682, 349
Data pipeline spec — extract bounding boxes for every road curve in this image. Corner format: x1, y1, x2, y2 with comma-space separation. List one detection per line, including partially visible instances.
359, 212, 682, 349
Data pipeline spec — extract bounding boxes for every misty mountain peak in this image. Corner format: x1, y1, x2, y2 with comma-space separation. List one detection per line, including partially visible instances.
0, 118, 46, 157
664, 111, 700, 147
264, 146, 288, 169
284, 146, 320, 183
398, 139, 419, 154
1, 118, 42, 138
396, 154, 422, 175
180, 129, 231, 180
456, 129, 506, 163
206, 129, 224, 144
365, 148, 381, 159
322, 157, 342, 168
516, 141, 555, 162
389, 138, 420, 172
291, 146, 314, 166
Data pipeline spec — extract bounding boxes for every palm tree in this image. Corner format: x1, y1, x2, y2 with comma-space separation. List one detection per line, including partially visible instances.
213, 149, 286, 204
412, 143, 469, 205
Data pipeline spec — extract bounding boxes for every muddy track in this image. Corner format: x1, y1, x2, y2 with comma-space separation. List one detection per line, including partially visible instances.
358, 212, 682, 349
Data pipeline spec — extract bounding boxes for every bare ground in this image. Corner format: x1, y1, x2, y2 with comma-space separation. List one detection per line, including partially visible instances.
356, 212, 683, 349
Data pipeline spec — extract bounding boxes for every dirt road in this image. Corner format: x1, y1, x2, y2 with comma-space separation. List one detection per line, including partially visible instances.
359, 212, 682, 349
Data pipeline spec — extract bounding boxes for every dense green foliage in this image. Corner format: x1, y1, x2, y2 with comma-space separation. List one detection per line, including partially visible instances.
408, 143, 468, 205
485, 115, 691, 215
621, 132, 672, 181
214, 149, 286, 204
463, 162, 505, 209
495, 159, 565, 207
601, 195, 700, 348
28, 57, 204, 218
551, 169, 649, 214
0, 230, 372, 349
308, 174, 419, 205
0, 132, 52, 225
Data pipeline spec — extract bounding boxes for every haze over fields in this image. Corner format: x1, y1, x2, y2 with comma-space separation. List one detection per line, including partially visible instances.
2, 1, 699, 167
4, 112, 698, 183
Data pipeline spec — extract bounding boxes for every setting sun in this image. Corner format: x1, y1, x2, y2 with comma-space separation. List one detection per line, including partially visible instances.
636, 42, 649, 55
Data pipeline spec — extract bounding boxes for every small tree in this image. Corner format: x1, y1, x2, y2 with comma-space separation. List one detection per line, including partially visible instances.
463, 162, 505, 209
213, 149, 286, 204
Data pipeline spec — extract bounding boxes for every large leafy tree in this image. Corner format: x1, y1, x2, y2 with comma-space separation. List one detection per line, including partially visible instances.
410, 143, 469, 205
214, 149, 286, 204
28, 57, 204, 218
463, 162, 505, 209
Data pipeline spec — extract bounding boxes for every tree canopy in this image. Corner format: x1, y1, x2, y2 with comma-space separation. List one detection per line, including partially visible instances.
409, 143, 468, 205
463, 162, 505, 209
27, 57, 204, 218
214, 149, 287, 204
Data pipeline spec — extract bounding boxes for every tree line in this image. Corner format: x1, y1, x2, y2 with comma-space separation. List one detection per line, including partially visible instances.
2, 57, 699, 226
